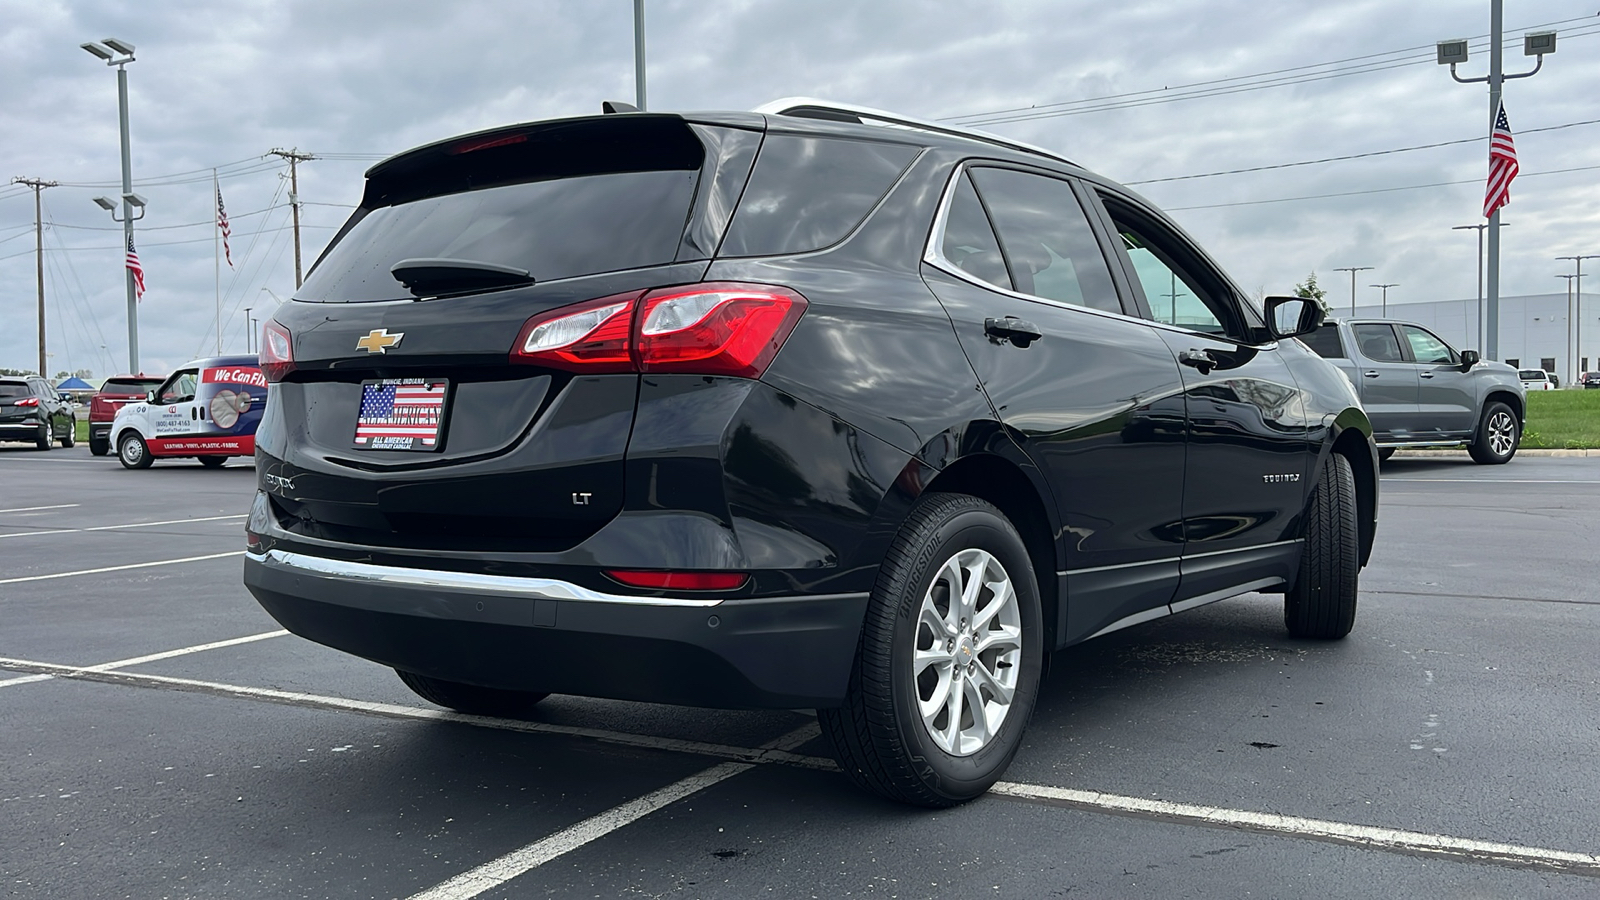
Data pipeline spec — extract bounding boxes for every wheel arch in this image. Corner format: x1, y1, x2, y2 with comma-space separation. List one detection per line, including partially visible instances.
1328, 422, 1377, 567
1483, 388, 1524, 425
920, 450, 1061, 651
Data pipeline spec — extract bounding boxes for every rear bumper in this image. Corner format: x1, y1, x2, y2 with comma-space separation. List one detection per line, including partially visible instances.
0, 422, 42, 440
243, 548, 869, 709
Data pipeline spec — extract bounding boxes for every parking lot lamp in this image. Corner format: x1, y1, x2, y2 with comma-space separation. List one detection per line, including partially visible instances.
1333, 267, 1372, 316
81, 38, 140, 373
1371, 284, 1398, 316
1557, 255, 1598, 382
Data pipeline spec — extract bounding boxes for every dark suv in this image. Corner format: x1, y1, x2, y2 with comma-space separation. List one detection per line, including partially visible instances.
244, 100, 1378, 807
0, 375, 75, 450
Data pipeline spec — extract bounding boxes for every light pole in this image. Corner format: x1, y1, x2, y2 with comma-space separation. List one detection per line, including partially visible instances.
81, 38, 141, 373
1557, 254, 1598, 378
1437, 9, 1557, 361
1556, 274, 1576, 382
1371, 284, 1398, 316
633, 0, 647, 111
243, 305, 254, 354
1334, 266, 1373, 316
1452, 222, 1509, 350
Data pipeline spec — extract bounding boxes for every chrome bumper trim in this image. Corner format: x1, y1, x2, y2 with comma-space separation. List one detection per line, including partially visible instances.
247, 549, 727, 608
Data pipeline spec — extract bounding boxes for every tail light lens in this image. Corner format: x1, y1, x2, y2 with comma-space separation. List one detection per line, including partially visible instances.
509, 283, 807, 379
605, 570, 748, 591
15, 397, 39, 407
511, 293, 640, 373
260, 320, 295, 382
637, 284, 807, 378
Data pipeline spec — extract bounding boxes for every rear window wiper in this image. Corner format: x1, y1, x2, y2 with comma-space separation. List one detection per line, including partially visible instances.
390, 258, 534, 297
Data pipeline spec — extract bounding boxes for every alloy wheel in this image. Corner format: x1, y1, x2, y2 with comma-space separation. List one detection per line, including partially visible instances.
1487, 410, 1516, 457
911, 547, 1023, 756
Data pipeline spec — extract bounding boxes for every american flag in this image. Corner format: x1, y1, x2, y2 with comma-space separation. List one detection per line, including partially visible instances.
1484, 102, 1518, 219
216, 184, 233, 268
125, 234, 145, 300
355, 381, 446, 447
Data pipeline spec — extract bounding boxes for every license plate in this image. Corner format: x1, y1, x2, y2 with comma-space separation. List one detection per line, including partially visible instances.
352, 378, 449, 451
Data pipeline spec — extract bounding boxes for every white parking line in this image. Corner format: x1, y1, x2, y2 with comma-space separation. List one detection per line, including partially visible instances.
0, 550, 244, 584
406, 723, 820, 900
1384, 478, 1600, 484
989, 782, 1600, 873
0, 513, 245, 540
81, 630, 288, 672
0, 504, 80, 514
2, 657, 1594, 878
0, 630, 287, 690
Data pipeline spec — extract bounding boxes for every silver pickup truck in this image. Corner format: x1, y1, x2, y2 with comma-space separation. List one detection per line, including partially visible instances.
1299, 318, 1525, 464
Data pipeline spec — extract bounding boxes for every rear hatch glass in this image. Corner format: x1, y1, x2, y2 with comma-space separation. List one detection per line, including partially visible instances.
0, 383, 29, 399
298, 116, 709, 303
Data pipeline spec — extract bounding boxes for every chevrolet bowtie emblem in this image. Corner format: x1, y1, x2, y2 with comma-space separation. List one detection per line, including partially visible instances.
356, 329, 404, 354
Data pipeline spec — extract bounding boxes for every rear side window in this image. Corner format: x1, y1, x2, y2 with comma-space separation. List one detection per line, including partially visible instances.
968, 168, 1121, 314
1299, 323, 1345, 358
939, 173, 1012, 291
718, 135, 917, 257
1353, 324, 1404, 362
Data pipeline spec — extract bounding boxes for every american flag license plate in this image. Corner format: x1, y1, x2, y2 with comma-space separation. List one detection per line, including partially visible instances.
352, 378, 449, 451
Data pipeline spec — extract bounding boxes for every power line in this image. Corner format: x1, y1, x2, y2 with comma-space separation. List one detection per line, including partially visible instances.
1126, 116, 1600, 185
946, 19, 1600, 126
1164, 163, 1600, 211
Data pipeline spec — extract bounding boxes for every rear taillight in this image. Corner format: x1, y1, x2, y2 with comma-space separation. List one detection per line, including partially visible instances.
15, 397, 39, 407
605, 570, 748, 591
90, 397, 110, 418
510, 283, 807, 378
260, 320, 295, 382
511, 293, 640, 373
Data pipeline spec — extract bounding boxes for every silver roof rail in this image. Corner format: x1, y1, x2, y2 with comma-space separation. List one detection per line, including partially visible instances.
753, 97, 1074, 166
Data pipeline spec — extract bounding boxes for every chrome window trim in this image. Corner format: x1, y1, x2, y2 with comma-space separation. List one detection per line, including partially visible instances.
249, 549, 728, 608
1056, 539, 1302, 577
921, 162, 1279, 351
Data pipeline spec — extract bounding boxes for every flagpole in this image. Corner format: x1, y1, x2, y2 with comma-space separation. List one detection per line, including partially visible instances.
213, 168, 221, 355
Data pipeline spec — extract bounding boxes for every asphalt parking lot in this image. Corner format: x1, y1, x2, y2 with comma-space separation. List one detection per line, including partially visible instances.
2, 444, 1597, 899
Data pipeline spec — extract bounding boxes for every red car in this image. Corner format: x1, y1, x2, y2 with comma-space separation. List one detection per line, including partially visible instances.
88, 375, 164, 457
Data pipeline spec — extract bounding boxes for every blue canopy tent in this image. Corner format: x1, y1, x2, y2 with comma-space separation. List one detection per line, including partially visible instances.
56, 376, 94, 390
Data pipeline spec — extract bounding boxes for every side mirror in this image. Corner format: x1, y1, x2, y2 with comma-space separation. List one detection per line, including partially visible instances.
1460, 349, 1480, 369
1264, 295, 1326, 340
146, 390, 158, 403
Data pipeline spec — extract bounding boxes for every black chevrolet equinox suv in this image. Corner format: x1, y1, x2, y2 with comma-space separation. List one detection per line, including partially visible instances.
244, 99, 1378, 807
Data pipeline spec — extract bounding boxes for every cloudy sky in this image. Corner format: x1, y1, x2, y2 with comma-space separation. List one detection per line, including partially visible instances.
2, 0, 1596, 378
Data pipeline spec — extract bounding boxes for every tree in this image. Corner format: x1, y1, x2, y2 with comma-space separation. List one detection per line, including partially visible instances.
1293, 272, 1330, 314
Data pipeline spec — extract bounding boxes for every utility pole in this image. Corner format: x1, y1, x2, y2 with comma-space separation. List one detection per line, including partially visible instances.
1371, 283, 1398, 316
268, 148, 315, 287
1437, 4, 1556, 360
1558, 255, 1598, 379
12, 178, 57, 376
1334, 266, 1373, 316
633, 0, 647, 111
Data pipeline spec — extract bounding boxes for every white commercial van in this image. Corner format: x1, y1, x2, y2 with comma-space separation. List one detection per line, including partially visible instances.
112, 355, 268, 469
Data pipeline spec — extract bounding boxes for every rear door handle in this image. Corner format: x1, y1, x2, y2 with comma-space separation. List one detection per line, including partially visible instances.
1364, 370, 1381, 378
1179, 349, 1216, 374
984, 317, 1043, 348
1419, 372, 1435, 379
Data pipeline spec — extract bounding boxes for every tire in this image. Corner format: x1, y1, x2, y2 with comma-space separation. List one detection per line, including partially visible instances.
60, 418, 75, 448
396, 670, 549, 717
35, 423, 51, 451
1376, 447, 1395, 462
1468, 401, 1519, 465
89, 435, 109, 456
819, 493, 1043, 808
1285, 452, 1360, 639
197, 456, 226, 468
117, 432, 153, 469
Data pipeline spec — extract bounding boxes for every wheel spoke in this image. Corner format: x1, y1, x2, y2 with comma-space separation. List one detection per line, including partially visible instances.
918, 663, 953, 721
961, 676, 991, 747
974, 624, 1021, 656
941, 673, 965, 749
918, 597, 951, 639
969, 657, 1014, 706
972, 577, 1013, 632
959, 555, 986, 619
